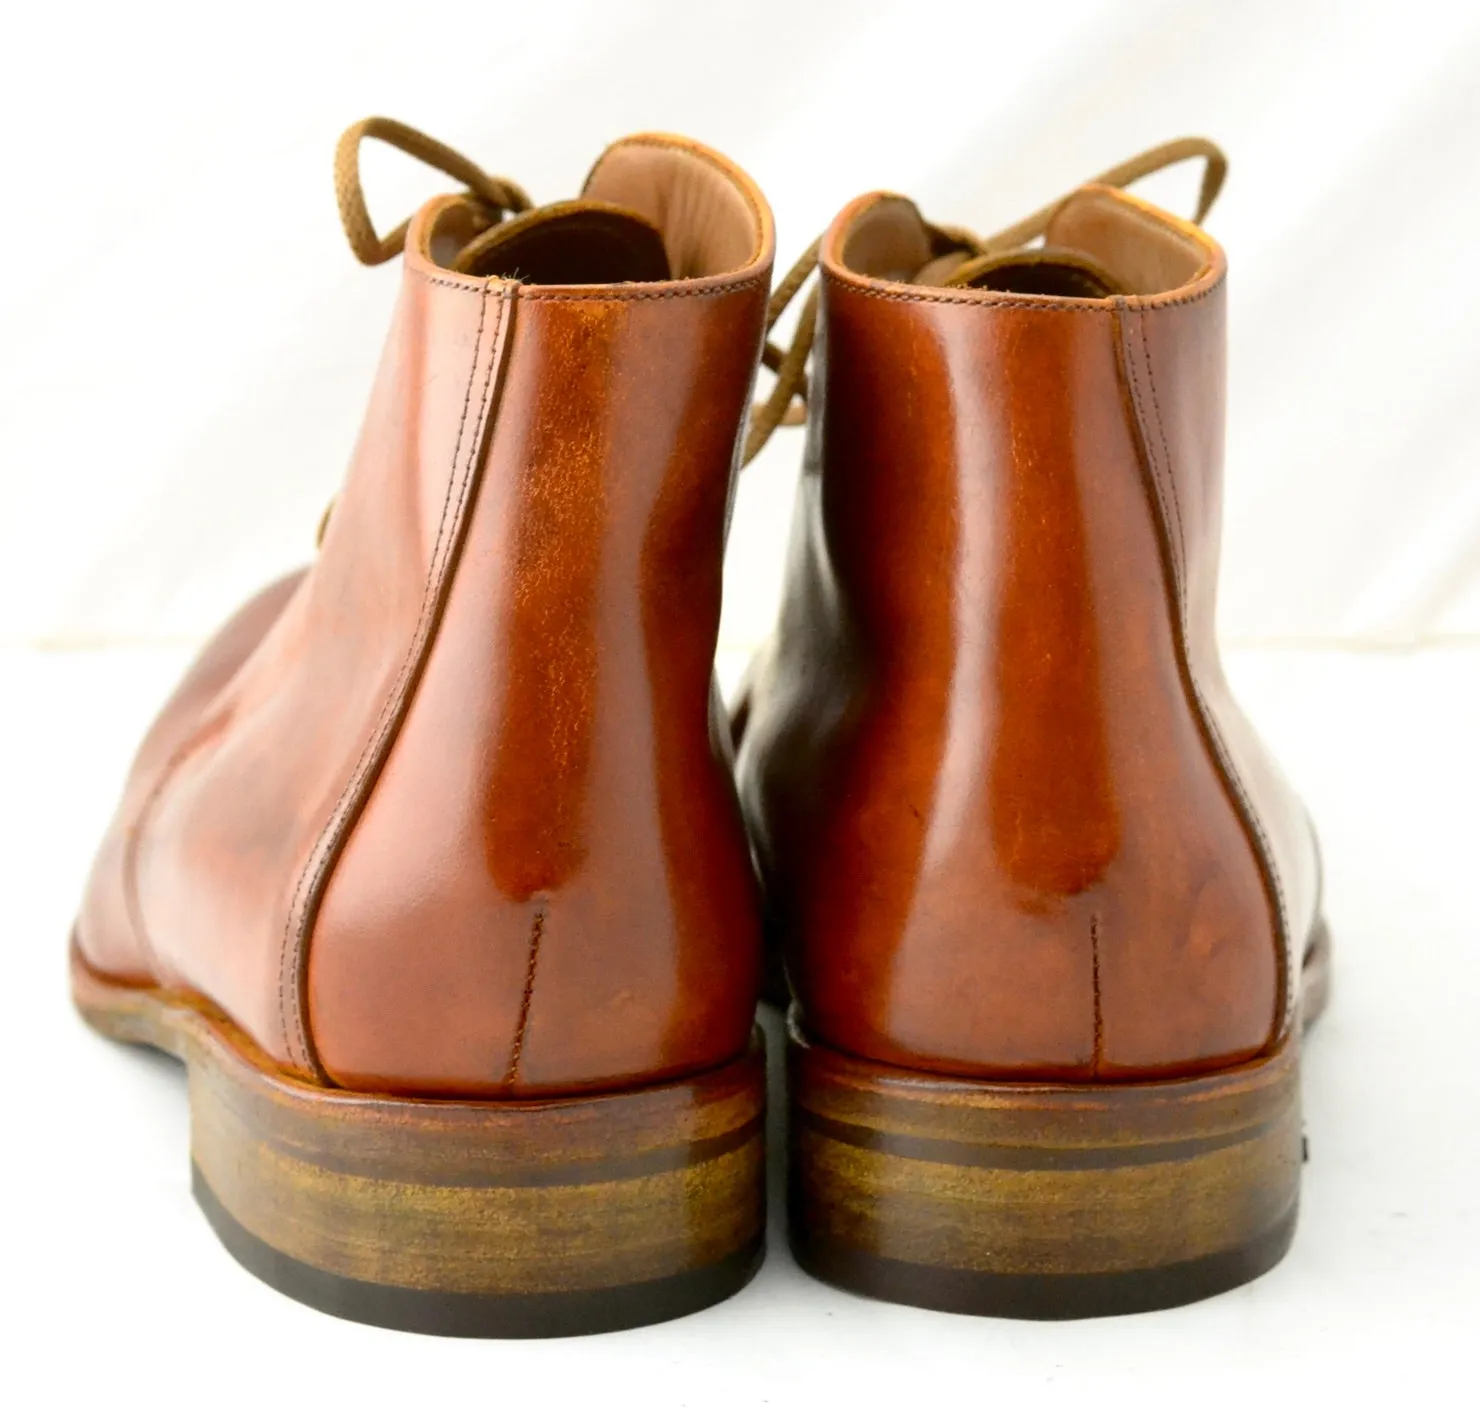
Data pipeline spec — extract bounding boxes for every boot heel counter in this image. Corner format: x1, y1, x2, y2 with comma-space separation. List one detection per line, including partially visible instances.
787, 278, 1281, 1081
306, 284, 767, 1097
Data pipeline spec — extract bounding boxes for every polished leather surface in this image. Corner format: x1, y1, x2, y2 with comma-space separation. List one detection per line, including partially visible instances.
77, 571, 306, 987
77, 134, 772, 1097
735, 184, 1321, 1082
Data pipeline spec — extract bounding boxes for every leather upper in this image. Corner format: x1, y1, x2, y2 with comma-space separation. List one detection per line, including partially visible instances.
77, 134, 773, 1098
735, 183, 1320, 1083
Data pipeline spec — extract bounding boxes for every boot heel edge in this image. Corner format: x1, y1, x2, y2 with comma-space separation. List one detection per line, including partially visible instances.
193, 1161, 765, 1337
189, 1025, 768, 1336
73, 943, 766, 1336
788, 1020, 1301, 1319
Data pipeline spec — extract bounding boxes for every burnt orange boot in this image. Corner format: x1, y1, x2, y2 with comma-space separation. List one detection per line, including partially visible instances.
735, 140, 1328, 1317
73, 118, 773, 1335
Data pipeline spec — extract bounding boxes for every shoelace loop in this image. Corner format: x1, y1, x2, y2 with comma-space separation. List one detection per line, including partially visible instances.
334, 116, 533, 269
743, 137, 1227, 466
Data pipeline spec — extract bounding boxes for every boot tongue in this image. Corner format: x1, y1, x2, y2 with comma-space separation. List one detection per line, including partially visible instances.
909, 234, 1122, 297
458, 200, 671, 284
944, 245, 1124, 297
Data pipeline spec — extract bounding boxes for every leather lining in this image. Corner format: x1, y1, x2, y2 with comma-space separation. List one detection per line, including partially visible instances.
1048, 186, 1213, 295
836, 186, 1214, 300
583, 137, 765, 279
838, 195, 935, 282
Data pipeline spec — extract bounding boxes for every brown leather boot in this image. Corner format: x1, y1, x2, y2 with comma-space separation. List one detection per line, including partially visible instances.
72, 119, 773, 1336
735, 141, 1329, 1318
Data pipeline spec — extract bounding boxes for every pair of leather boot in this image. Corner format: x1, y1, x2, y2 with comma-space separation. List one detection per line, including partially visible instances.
73, 119, 1327, 1334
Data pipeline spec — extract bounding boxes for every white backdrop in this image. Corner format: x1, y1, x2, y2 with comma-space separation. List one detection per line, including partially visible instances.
5, 6, 1480, 1411
2, 0, 1477, 654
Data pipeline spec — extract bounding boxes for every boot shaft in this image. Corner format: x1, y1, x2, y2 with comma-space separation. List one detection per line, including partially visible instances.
742, 183, 1317, 1080
85, 135, 774, 1096
312, 180, 773, 1094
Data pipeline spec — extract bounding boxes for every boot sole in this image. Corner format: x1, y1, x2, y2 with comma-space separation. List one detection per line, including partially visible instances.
788, 924, 1330, 1319
71, 941, 766, 1336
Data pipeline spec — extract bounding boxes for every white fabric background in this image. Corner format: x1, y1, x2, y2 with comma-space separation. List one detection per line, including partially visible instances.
1, 0, 1477, 653
4, 5, 1480, 1411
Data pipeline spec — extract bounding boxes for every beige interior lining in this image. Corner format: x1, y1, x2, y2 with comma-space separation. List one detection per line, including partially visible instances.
419, 199, 491, 270
835, 185, 1214, 299
1046, 185, 1213, 295
583, 140, 762, 279
837, 196, 936, 282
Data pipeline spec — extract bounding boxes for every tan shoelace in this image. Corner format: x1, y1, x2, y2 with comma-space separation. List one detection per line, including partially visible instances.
334, 116, 533, 270
742, 137, 1227, 466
